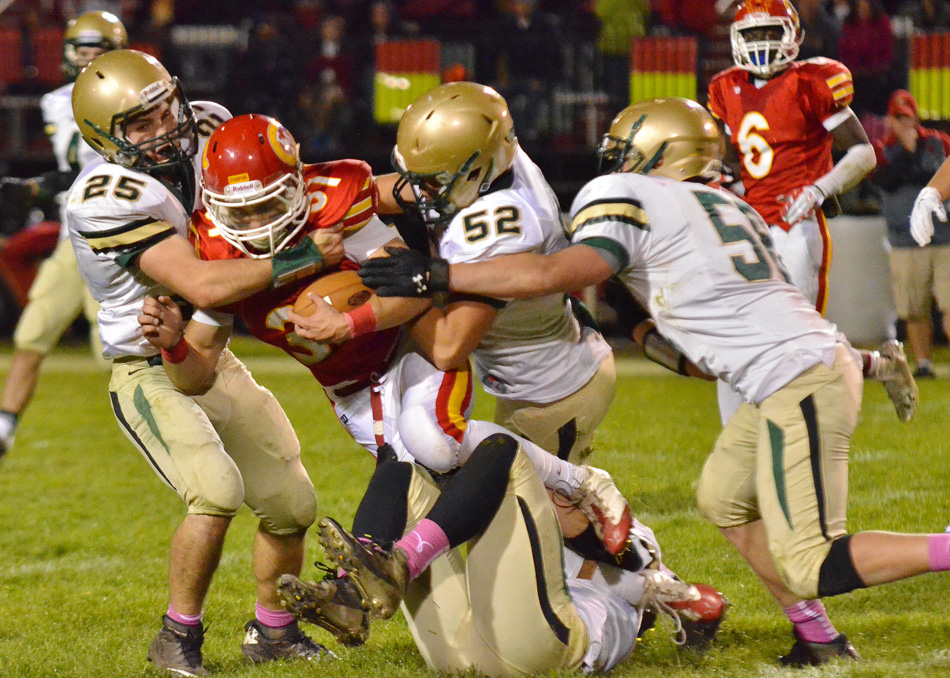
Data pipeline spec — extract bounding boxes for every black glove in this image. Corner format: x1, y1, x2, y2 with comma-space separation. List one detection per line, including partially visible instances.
358, 246, 450, 297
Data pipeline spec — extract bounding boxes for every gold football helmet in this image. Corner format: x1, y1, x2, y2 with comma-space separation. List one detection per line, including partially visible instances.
393, 81, 517, 224
598, 97, 722, 182
63, 11, 128, 81
72, 50, 196, 172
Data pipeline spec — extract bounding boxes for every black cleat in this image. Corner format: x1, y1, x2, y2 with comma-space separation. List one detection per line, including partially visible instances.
318, 516, 409, 619
779, 632, 859, 667
241, 619, 333, 663
277, 573, 370, 646
147, 615, 207, 676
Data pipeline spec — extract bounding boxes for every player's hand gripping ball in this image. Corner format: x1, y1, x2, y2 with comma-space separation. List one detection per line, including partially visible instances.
292, 269, 373, 316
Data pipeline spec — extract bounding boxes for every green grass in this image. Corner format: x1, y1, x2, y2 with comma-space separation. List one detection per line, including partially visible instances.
1, 337, 949, 677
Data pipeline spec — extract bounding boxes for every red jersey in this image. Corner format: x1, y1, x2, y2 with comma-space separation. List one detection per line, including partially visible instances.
190, 159, 401, 390
708, 58, 854, 229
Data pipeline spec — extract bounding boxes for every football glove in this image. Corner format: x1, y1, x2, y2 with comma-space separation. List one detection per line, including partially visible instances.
358, 246, 450, 297
910, 186, 946, 247
782, 184, 825, 226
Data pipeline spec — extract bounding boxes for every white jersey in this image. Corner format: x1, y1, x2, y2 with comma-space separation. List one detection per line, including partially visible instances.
65, 102, 231, 359
439, 148, 611, 402
570, 173, 840, 405
40, 82, 104, 232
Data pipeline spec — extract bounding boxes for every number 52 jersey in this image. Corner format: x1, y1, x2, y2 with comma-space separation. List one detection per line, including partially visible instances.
569, 173, 841, 405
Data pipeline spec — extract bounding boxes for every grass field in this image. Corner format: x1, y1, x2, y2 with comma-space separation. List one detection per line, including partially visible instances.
1, 337, 949, 678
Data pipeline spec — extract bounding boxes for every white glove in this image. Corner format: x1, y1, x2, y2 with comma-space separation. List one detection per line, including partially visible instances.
782, 185, 825, 226
910, 186, 947, 247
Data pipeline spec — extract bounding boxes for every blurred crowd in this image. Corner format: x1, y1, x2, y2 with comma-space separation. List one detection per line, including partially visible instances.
3, 0, 949, 155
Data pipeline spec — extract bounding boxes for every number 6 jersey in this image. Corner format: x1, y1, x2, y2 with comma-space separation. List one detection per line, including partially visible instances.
570, 172, 841, 405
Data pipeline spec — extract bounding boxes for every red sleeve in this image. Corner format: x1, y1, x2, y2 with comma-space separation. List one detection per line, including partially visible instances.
707, 73, 727, 122
304, 159, 378, 231
800, 59, 854, 124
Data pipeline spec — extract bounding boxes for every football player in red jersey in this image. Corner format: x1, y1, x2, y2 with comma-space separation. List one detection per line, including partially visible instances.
709, 1, 916, 432
707, 0, 906, 663
141, 114, 730, 656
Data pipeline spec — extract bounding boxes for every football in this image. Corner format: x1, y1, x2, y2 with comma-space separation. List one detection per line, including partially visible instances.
671, 583, 728, 623
293, 269, 374, 316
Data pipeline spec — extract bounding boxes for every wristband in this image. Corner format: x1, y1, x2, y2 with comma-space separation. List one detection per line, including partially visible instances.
161, 336, 189, 364
271, 238, 325, 288
642, 327, 690, 376
428, 258, 451, 294
344, 303, 378, 338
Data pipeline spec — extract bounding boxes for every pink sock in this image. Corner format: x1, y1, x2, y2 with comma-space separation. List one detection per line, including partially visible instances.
783, 600, 839, 643
255, 602, 295, 628
928, 533, 950, 571
167, 604, 202, 626
395, 518, 450, 580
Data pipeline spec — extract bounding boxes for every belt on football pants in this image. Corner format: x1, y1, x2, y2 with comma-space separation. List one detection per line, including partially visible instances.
326, 378, 386, 447
113, 354, 164, 367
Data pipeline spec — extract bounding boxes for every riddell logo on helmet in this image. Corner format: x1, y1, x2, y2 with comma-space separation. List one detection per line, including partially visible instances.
223, 179, 264, 195
138, 80, 168, 105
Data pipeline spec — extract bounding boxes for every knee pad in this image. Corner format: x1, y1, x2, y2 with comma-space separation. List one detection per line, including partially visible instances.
818, 535, 866, 597
255, 472, 318, 536
397, 404, 461, 473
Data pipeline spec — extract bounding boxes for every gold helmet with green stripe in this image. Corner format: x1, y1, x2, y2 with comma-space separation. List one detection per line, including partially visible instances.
72, 49, 197, 174
598, 97, 722, 182
63, 11, 128, 81
393, 81, 518, 225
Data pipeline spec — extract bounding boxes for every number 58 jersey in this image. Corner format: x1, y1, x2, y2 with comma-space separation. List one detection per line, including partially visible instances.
569, 173, 840, 404
707, 58, 854, 229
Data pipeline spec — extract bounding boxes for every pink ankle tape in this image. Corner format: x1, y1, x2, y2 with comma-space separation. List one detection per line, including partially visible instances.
928, 533, 950, 571
783, 600, 838, 643
167, 604, 202, 626
255, 602, 294, 628
396, 518, 450, 580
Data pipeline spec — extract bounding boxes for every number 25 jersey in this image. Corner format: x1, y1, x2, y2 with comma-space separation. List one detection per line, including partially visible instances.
707, 58, 854, 229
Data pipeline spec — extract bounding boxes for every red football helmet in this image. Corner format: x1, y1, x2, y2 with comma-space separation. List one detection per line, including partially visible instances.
200, 114, 309, 258
730, 0, 803, 79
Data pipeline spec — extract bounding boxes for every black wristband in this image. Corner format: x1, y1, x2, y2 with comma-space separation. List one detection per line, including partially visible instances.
271, 238, 324, 288
428, 258, 450, 294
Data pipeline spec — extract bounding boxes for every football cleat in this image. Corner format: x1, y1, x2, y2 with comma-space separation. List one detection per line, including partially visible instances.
241, 619, 333, 663
779, 631, 859, 667
146, 615, 207, 676
639, 571, 728, 650
317, 517, 410, 620
870, 340, 918, 423
277, 573, 370, 647
569, 467, 633, 556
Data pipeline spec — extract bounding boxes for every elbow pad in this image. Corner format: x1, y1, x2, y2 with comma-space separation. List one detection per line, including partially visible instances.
814, 143, 876, 198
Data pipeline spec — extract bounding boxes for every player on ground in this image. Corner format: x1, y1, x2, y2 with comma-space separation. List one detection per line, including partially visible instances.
0, 11, 125, 459
708, 0, 915, 424
295, 434, 646, 675
290, 83, 726, 646
138, 113, 721, 650
66, 50, 343, 675
358, 97, 950, 665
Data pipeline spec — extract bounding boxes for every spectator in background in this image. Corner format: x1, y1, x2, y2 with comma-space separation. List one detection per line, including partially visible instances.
798, 0, 842, 60
298, 15, 354, 154
492, 0, 562, 142
896, 0, 950, 31
236, 12, 301, 123
838, 0, 893, 117
594, 0, 650, 113
872, 90, 950, 379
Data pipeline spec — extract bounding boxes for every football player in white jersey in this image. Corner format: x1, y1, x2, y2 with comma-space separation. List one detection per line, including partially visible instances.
0, 11, 125, 460
296, 82, 726, 646
359, 97, 950, 664
65, 50, 344, 674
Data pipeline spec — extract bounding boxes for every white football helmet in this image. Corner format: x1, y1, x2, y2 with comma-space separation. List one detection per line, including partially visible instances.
730, 0, 803, 79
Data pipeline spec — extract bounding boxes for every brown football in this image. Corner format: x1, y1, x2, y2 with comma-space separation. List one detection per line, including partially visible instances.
293, 269, 373, 316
